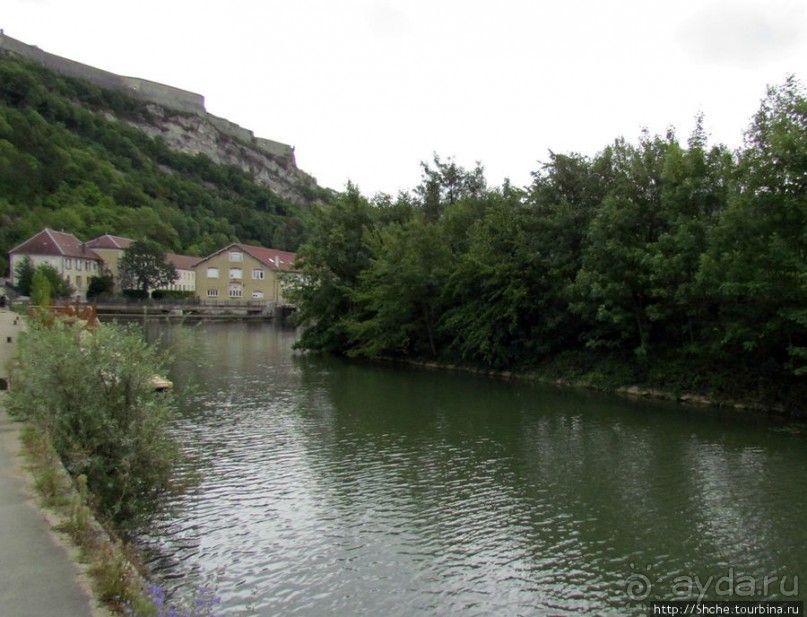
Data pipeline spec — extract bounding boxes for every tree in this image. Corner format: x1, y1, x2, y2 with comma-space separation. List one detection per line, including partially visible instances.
87, 268, 115, 299
35, 263, 74, 299
346, 215, 452, 359
30, 268, 51, 307
697, 77, 807, 374
16, 258, 73, 299
287, 183, 377, 354
13, 255, 35, 295
570, 134, 672, 356
118, 240, 177, 297
415, 154, 486, 222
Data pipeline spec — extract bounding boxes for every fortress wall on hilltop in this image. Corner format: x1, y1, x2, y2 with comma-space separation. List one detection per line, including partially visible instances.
0, 32, 205, 114
208, 114, 295, 163
0, 31, 298, 166
118, 76, 205, 114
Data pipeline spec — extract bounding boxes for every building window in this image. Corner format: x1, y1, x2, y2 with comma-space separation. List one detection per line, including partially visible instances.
75, 260, 82, 271
229, 286, 242, 298
65, 258, 72, 269
207, 268, 219, 278
207, 289, 219, 298
252, 291, 264, 299
229, 252, 243, 262
76, 275, 82, 288
252, 269, 264, 280
229, 268, 242, 280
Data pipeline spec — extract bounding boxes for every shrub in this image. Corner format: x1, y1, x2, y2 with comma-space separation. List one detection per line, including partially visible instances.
122, 289, 149, 299
7, 319, 182, 523
151, 289, 194, 300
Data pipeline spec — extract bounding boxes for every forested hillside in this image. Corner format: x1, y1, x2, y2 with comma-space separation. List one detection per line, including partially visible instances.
290, 78, 806, 411
0, 54, 330, 275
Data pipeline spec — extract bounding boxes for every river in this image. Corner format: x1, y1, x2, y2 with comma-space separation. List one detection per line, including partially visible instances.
135, 321, 806, 616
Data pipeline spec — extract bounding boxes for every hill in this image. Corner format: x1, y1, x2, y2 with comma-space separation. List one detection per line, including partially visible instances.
0, 46, 332, 276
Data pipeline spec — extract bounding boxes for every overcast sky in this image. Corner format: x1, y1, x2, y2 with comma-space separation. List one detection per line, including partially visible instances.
4, 0, 806, 195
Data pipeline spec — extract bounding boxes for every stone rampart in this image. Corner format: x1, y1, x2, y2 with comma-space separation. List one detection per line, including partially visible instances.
0, 32, 205, 113
208, 114, 295, 162
118, 76, 205, 115
0, 32, 296, 159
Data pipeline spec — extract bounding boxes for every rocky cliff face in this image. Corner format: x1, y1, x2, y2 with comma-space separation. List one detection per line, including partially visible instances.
124, 105, 319, 204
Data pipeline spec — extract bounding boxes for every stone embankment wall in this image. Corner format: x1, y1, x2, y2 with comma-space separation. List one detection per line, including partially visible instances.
0, 31, 313, 197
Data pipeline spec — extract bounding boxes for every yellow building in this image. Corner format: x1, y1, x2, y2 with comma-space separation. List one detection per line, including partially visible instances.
84, 234, 131, 291
194, 243, 297, 304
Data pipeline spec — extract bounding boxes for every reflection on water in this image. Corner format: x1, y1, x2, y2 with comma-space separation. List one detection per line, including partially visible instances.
136, 322, 807, 615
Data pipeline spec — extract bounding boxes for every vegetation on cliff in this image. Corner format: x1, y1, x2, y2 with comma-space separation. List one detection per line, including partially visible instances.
290, 78, 806, 412
0, 54, 330, 276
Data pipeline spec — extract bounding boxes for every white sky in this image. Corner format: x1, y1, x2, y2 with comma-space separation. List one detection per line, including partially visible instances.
4, 0, 807, 195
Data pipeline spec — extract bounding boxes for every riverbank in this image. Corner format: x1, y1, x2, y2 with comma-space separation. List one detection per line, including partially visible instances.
377, 348, 806, 417
93, 301, 296, 322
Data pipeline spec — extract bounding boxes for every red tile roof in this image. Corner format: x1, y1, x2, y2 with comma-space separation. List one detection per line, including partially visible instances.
166, 253, 201, 270
195, 243, 297, 272
87, 235, 198, 269
10, 228, 101, 260
235, 243, 297, 272
85, 234, 134, 250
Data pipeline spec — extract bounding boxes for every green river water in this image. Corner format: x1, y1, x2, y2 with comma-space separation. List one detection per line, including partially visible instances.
136, 321, 806, 616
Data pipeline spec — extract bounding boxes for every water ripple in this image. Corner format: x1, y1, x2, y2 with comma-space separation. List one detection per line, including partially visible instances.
134, 323, 807, 615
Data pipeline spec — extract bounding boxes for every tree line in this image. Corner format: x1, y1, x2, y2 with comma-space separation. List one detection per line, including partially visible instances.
289, 77, 806, 409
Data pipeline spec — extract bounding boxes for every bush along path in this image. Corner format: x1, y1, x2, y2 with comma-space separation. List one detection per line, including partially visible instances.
3, 312, 219, 616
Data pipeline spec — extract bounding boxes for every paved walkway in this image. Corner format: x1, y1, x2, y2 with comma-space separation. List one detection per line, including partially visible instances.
0, 307, 105, 617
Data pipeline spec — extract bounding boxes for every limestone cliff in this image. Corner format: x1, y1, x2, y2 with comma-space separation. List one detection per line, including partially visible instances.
123, 105, 319, 204
0, 31, 321, 204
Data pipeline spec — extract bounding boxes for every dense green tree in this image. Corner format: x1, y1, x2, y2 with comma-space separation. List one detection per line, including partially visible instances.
415, 154, 486, 222
87, 268, 115, 299
698, 77, 807, 374
118, 240, 178, 297
646, 122, 732, 350
440, 188, 537, 368
570, 134, 673, 356
13, 256, 35, 295
35, 263, 74, 299
289, 183, 377, 354
30, 269, 51, 307
346, 215, 452, 359
13, 257, 72, 298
